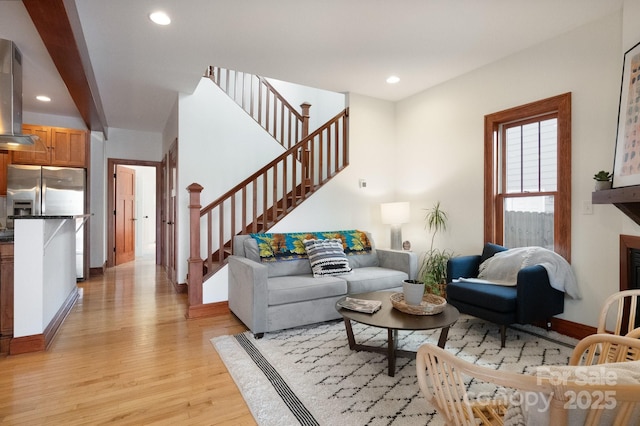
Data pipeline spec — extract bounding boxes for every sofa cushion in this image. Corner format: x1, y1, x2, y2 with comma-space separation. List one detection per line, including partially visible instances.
343, 267, 408, 294
267, 275, 348, 306
243, 237, 261, 262
480, 243, 508, 264
304, 238, 353, 277
447, 281, 517, 313
346, 250, 379, 268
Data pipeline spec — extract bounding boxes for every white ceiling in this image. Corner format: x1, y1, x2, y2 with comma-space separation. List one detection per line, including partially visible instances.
0, 0, 625, 135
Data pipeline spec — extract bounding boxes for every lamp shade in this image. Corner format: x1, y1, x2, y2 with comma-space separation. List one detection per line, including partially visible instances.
380, 202, 410, 225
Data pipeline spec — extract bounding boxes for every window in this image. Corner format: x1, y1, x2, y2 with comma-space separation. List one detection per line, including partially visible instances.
484, 93, 571, 261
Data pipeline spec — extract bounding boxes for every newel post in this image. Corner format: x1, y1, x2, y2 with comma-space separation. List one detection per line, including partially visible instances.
300, 102, 311, 138
187, 183, 204, 309
300, 102, 312, 186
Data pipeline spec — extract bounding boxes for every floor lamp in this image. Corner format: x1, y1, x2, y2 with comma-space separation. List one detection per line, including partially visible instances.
380, 202, 410, 251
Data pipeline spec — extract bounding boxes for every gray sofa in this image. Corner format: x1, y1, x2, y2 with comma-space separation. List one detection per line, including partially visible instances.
228, 233, 418, 337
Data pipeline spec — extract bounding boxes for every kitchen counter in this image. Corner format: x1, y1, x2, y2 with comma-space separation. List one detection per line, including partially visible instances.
0, 214, 90, 243
8, 214, 89, 220
10, 216, 81, 354
6, 214, 90, 245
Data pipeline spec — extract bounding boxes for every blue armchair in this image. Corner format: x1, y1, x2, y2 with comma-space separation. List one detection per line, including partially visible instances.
446, 243, 564, 347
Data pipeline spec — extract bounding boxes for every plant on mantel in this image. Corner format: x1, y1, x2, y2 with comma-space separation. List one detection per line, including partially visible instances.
593, 170, 613, 191
418, 201, 453, 296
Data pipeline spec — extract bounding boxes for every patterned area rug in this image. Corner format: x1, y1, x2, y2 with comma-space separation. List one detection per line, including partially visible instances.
211, 315, 578, 425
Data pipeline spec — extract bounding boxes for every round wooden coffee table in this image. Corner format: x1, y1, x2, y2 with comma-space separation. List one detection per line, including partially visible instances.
335, 290, 459, 377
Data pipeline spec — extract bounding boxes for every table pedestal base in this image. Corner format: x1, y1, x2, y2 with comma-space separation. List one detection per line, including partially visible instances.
343, 318, 450, 377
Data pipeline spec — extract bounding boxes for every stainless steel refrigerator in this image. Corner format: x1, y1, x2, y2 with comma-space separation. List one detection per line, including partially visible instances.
7, 165, 87, 279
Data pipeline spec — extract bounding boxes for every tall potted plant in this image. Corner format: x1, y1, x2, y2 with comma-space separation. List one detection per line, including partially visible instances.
418, 201, 453, 296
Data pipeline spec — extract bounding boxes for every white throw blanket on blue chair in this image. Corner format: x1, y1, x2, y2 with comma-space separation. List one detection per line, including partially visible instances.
474, 246, 581, 299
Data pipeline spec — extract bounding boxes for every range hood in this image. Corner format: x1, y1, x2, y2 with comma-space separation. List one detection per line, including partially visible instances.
0, 39, 46, 152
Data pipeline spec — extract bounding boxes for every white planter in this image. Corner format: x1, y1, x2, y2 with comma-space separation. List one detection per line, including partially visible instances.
594, 180, 612, 191
402, 280, 424, 305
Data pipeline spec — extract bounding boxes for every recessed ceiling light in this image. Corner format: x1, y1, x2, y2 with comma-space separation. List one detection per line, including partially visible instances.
386, 76, 400, 84
36, 95, 51, 102
149, 11, 171, 25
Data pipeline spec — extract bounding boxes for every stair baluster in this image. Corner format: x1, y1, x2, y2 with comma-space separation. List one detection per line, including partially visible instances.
207, 66, 309, 150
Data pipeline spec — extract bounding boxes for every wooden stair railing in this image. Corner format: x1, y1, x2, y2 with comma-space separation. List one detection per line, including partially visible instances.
206, 66, 311, 150
187, 108, 349, 310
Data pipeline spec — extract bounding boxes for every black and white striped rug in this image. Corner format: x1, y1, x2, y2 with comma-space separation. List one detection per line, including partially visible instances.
211, 315, 577, 425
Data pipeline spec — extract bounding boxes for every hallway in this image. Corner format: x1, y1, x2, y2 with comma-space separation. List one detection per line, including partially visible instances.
0, 259, 253, 425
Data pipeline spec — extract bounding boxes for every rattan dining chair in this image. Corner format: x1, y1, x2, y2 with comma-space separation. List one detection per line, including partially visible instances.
416, 333, 640, 425
626, 327, 640, 338
597, 289, 640, 336
570, 332, 640, 365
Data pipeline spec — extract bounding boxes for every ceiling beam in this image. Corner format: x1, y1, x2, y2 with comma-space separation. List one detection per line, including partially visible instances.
23, 0, 107, 137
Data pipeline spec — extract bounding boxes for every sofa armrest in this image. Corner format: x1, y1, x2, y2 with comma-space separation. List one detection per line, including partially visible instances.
228, 255, 269, 335
446, 255, 481, 282
377, 249, 419, 280
516, 265, 564, 324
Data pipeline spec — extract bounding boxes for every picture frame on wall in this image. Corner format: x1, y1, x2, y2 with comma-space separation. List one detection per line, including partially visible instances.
613, 40, 640, 188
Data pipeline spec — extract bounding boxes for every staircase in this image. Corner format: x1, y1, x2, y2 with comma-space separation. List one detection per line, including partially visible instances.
186, 68, 349, 314
206, 66, 311, 149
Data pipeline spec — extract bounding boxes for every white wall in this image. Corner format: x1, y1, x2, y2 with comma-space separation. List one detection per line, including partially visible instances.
623, 0, 640, 51
177, 78, 291, 288
394, 11, 623, 327
105, 127, 163, 162
23, 112, 86, 130
162, 96, 179, 154
89, 131, 106, 268
242, 92, 398, 235
267, 77, 346, 131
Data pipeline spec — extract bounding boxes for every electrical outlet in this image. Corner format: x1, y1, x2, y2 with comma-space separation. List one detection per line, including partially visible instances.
359, 179, 367, 188
581, 200, 593, 215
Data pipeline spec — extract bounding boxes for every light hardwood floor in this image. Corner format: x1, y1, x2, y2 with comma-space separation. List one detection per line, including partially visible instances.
0, 257, 255, 425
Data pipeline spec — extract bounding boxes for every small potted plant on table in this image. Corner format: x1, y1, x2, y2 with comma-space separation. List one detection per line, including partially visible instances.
593, 170, 612, 191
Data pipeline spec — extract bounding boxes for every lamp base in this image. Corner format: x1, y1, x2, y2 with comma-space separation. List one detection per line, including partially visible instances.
390, 225, 402, 251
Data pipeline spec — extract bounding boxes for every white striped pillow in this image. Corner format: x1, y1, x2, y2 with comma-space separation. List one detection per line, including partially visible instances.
303, 238, 352, 277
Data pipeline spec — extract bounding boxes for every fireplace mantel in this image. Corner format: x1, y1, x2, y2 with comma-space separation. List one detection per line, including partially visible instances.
592, 186, 640, 226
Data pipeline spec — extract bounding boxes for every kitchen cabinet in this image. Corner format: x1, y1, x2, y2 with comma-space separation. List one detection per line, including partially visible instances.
12, 124, 88, 168
12, 125, 52, 165
0, 243, 14, 354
